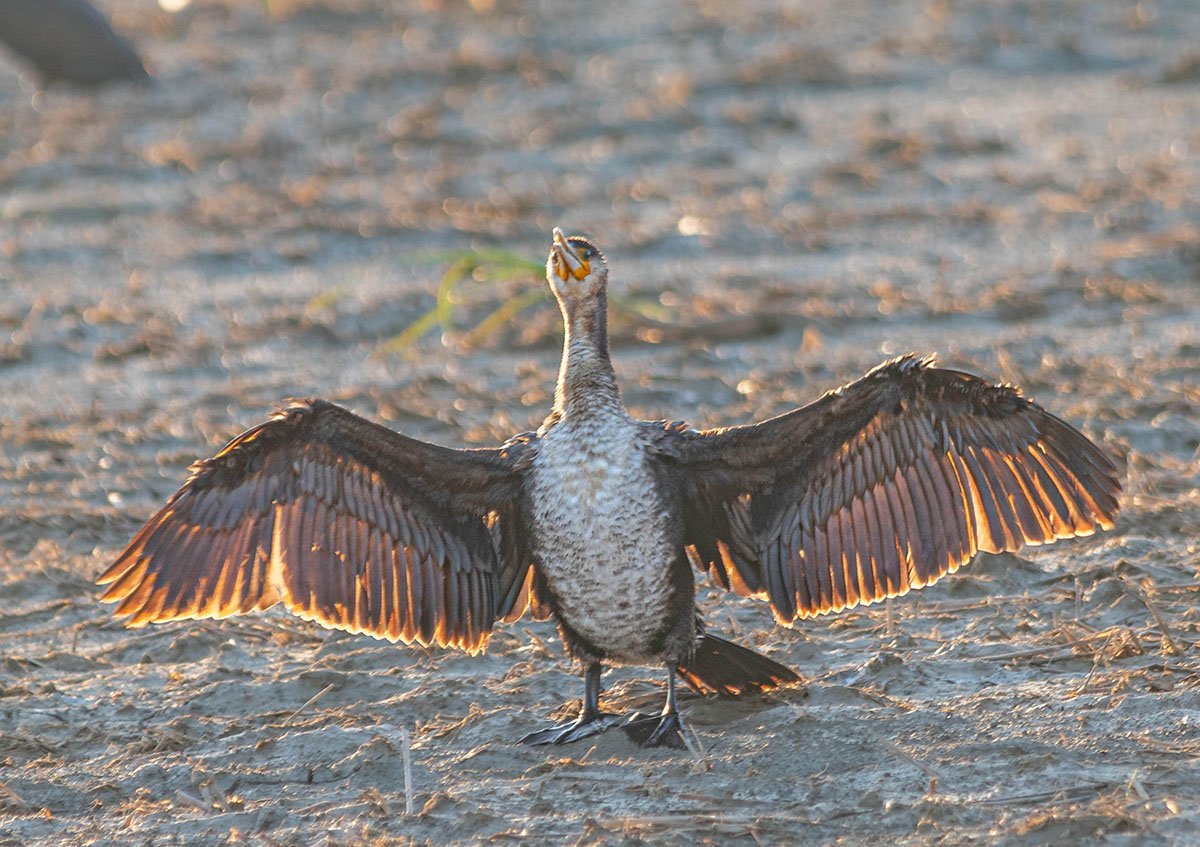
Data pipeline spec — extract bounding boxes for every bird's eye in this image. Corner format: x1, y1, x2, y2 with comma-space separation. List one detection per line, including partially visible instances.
577, 244, 593, 259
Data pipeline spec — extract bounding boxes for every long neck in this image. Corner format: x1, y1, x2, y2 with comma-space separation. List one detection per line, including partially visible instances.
553, 290, 622, 418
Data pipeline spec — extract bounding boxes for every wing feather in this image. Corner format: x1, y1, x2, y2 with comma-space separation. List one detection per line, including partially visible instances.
903, 463, 937, 580
867, 486, 896, 596
98, 400, 530, 653
667, 356, 1121, 623
807, 525, 827, 611
871, 488, 894, 594
852, 496, 876, 603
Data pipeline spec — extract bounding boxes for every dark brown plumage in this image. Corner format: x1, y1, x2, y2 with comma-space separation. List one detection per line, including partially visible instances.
99, 401, 534, 654
668, 355, 1119, 626
98, 230, 1120, 749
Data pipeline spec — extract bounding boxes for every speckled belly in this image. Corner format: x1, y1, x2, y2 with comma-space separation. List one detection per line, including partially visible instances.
529, 424, 676, 662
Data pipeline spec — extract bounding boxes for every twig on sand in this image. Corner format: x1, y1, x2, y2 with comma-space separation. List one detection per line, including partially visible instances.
878, 736, 942, 792
541, 771, 629, 784
1077, 630, 1118, 693
601, 810, 813, 836
282, 683, 336, 724
675, 792, 770, 809
601, 812, 754, 834
977, 780, 1114, 807
970, 628, 1127, 662
992, 776, 1183, 811
1123, 578, 1184, 655
174, 790, 210, 813
845, 686, 918, 712
912, 593, 1059, 617
401, 726, 414, 815
1132, 734, 1200, 757
680, 722, 709, 771
1126, 769, 1151, 802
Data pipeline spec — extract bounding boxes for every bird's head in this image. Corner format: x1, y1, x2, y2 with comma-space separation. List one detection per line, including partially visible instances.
546, 227, 607, 309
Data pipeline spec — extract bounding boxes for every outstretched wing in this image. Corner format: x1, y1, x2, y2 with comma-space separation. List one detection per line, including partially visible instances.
662, 356, 1120, 624
98, 400, 534, 653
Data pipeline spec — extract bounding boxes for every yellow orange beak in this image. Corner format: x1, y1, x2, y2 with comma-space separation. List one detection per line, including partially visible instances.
551, 227, 590, 282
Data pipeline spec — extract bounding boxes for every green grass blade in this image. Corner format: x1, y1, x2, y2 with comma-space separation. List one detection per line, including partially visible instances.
379, 308, 444, 358
379, 247, 546, 357
463, 289, 549, 347
436, 256, 474, 336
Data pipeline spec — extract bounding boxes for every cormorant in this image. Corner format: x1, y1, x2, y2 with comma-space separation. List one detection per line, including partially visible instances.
98, 229, 1121, 749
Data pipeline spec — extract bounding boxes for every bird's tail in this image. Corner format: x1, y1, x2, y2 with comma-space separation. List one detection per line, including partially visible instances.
677, 634, 802, 697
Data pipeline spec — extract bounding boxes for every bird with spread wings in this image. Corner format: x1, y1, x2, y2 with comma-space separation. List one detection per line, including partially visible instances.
99, 230, 1119, 748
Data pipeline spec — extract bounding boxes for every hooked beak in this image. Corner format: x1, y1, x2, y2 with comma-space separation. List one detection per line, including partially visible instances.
551, 227, 590, 282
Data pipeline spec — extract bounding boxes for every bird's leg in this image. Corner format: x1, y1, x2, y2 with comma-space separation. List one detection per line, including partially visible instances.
622, 663, 693, 749
518, 662, 622, 745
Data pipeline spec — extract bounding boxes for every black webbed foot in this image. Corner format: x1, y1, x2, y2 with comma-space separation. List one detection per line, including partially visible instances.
519, 712, 623, 746
621, 710, 691, 749
520, 661, 620, 746
620, 662, 696, 749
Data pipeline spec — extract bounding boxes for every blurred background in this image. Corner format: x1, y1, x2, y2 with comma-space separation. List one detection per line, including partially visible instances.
1, 2, 1198, 434
2, 2, 1199, 845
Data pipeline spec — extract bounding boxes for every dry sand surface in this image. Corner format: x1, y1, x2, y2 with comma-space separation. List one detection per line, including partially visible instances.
2, 1, 1200, 844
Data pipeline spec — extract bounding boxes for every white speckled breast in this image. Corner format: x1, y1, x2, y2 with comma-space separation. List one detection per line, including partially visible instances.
529, 412, 675, 662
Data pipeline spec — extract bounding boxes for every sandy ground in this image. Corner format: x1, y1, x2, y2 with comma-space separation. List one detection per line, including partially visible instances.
2, 1, 1199, 844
